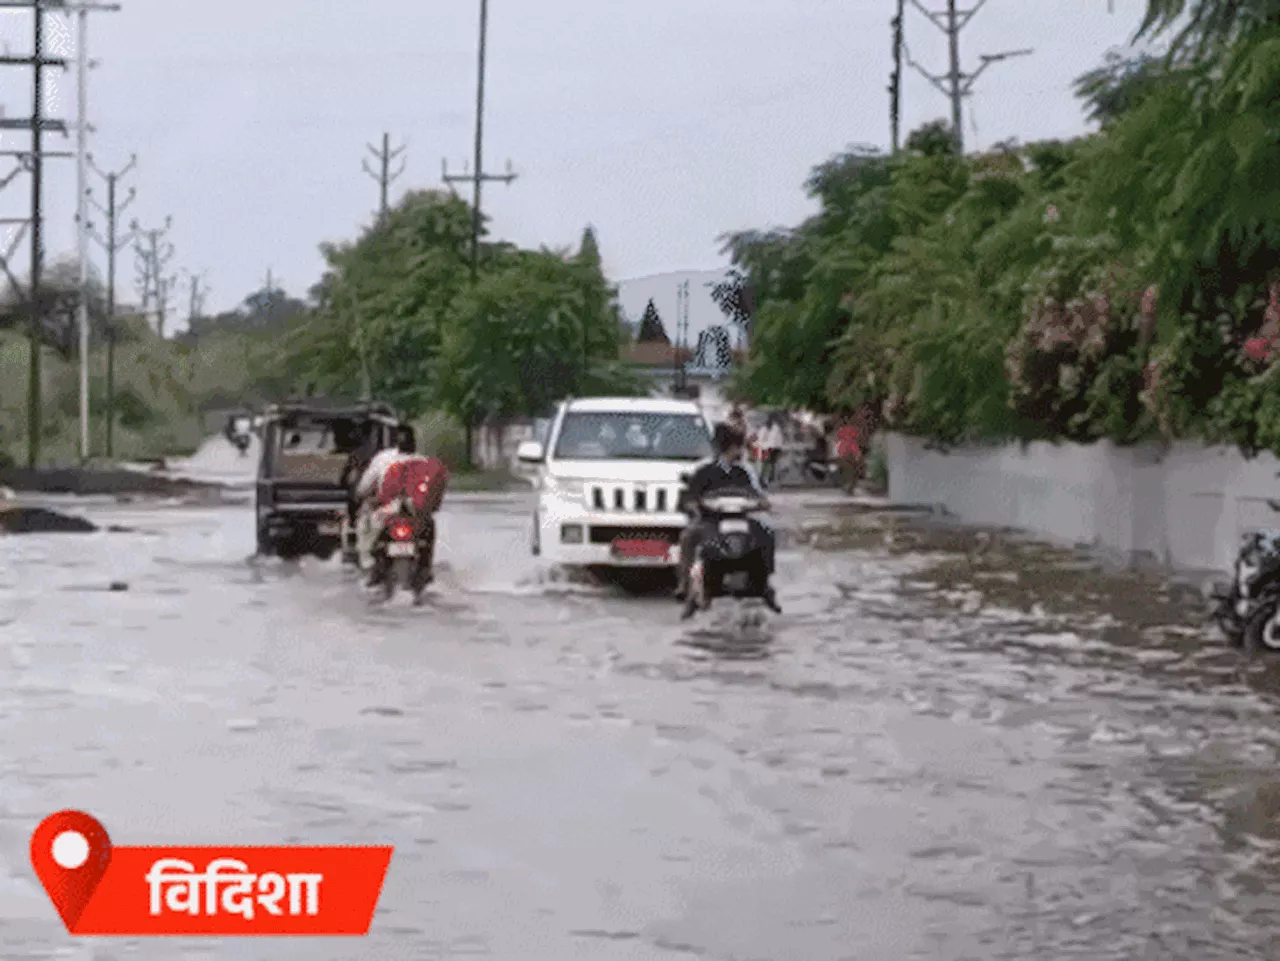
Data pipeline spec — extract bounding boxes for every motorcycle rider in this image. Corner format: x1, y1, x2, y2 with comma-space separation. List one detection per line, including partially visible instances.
674, 422, 781, 617
354, 425, 430, 580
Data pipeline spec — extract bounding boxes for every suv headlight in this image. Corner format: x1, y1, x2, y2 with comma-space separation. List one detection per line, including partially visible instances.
542, 475, 584, 498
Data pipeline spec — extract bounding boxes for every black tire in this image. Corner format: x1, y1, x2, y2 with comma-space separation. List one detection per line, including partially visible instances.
394, 557, 414, 592
256, 524, 272, 557
277, 535, 305, 561
1243, 598, 1280, 653
375, 557, 395, 601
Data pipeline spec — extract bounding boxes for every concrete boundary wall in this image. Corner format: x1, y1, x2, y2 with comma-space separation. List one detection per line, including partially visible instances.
884, 433, 1280, 574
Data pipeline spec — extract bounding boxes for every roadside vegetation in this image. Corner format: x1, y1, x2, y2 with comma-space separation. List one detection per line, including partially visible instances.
721, 1, 1280, 453
0, 194, 643, 473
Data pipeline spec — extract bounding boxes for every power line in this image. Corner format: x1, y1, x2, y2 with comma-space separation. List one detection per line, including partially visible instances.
903, 0, 1031, 153
86, 150, 137, 459
362, 132, 406, 220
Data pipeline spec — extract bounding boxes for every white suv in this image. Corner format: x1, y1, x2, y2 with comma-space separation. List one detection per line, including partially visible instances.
516, 397, 713, 568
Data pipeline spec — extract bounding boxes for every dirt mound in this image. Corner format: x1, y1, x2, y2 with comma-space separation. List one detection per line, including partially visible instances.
0, 466, 217, 496
0, 505, 97, 533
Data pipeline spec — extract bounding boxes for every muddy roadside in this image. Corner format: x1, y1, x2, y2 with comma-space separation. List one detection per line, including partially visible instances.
792, 501, 1259, 673
0, 465, 241, 534
0, 464, 231, 498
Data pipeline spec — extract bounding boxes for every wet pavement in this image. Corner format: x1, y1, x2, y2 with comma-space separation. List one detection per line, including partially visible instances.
3, 481, 1280, 959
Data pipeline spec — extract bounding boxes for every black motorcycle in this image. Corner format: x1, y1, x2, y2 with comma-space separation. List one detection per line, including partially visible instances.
1210, 504, 1280, 653
367, 501, 435, 604
681, 485, 781, 619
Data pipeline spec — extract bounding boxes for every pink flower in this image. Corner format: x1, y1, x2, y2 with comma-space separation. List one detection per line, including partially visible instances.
1143, 361, 1161, 391
1140, 285, 1157, 317
1244, 337, 1272, 362
1043, 205, 1060, 224
1266, 282, 1280, 327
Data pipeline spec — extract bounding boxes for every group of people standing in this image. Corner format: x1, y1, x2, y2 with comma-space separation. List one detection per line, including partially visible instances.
725, 404, 873, 491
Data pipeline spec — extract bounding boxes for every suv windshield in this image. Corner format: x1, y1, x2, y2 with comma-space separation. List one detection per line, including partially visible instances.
553, 412, 711, 461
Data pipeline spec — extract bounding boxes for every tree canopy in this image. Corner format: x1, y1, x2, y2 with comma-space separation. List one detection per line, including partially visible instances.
281, 193, 634, 424
636, 298, 670, 344
724, 16, 1280, 453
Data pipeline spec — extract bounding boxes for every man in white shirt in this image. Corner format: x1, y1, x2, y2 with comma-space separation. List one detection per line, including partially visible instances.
353, 424, 416, 570
759, 415, 785, 487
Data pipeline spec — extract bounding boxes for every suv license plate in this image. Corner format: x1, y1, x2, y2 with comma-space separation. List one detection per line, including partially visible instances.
612, 539, 669, 558
386, 542, 416, 557
318, 521, 340, 535
719, 519, 750, 534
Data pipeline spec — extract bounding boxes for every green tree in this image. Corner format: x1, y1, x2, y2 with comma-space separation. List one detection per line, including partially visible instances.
1137, 0, 1280, 55
0, 258, 110, 356
636, 298, 670, 343
295, 189, 476, 411
435, 249, 638, 426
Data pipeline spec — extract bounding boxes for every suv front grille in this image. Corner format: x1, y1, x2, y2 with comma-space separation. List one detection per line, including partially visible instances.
587, 482, 681, 513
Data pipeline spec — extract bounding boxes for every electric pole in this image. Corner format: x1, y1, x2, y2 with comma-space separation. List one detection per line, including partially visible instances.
903, 0, 1031, 152
70, 1, 121, 462
890, 0, 904, 154
186, 270, 207, 323
86, 150, 136, 459
362, 132, 406, 220
442, 0, 517, 282
0, 0, 72, 467
442, 0, 518, 468
261, 267, 277, 327
132, 216, 174, 336
673, 281, 690, 395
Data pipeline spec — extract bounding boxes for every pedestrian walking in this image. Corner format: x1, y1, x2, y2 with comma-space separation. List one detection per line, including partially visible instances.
759, 413, 784, 487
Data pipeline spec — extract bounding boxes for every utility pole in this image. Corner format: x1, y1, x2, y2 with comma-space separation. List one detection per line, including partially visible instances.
70, 1, 120, 462
132, 216, 174, 336
86, 150, 136, 459
889, 0, 904, 154
186, 270, 207, 323
673, 281, 690, 396
903, 0, 1031, 152
442, 0, 517, 467
261, 267, 277, 327
442, 0, 517, 282
0, 1, 72, 467
362, 132, 406, 221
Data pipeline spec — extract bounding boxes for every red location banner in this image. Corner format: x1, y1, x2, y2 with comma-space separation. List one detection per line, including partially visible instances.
30, 810, 392, 936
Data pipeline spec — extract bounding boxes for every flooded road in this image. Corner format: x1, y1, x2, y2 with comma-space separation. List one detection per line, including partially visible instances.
3, 486, 1280, 959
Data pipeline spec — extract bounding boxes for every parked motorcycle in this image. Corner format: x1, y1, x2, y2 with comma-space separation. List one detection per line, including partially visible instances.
1210, 496, 1280, 652
803, 455, 858, 492
367, 501, 435, 603
682, 485, 781, 619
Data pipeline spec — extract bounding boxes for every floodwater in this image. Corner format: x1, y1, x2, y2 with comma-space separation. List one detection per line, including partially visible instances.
3, 456, 1280, 958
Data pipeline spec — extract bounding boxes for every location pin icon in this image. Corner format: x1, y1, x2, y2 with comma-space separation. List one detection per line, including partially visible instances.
30, 810, 112, 931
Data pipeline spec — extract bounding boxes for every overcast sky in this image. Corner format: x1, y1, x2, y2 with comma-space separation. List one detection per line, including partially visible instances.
0, 0, 1145, 320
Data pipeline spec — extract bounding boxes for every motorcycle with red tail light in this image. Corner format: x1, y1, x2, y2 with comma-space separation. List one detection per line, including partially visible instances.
365, 457, 448, 603
369, 504, 435, 602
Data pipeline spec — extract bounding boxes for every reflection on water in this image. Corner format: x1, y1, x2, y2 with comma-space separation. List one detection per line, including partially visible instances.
1, 494, 1280, 959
